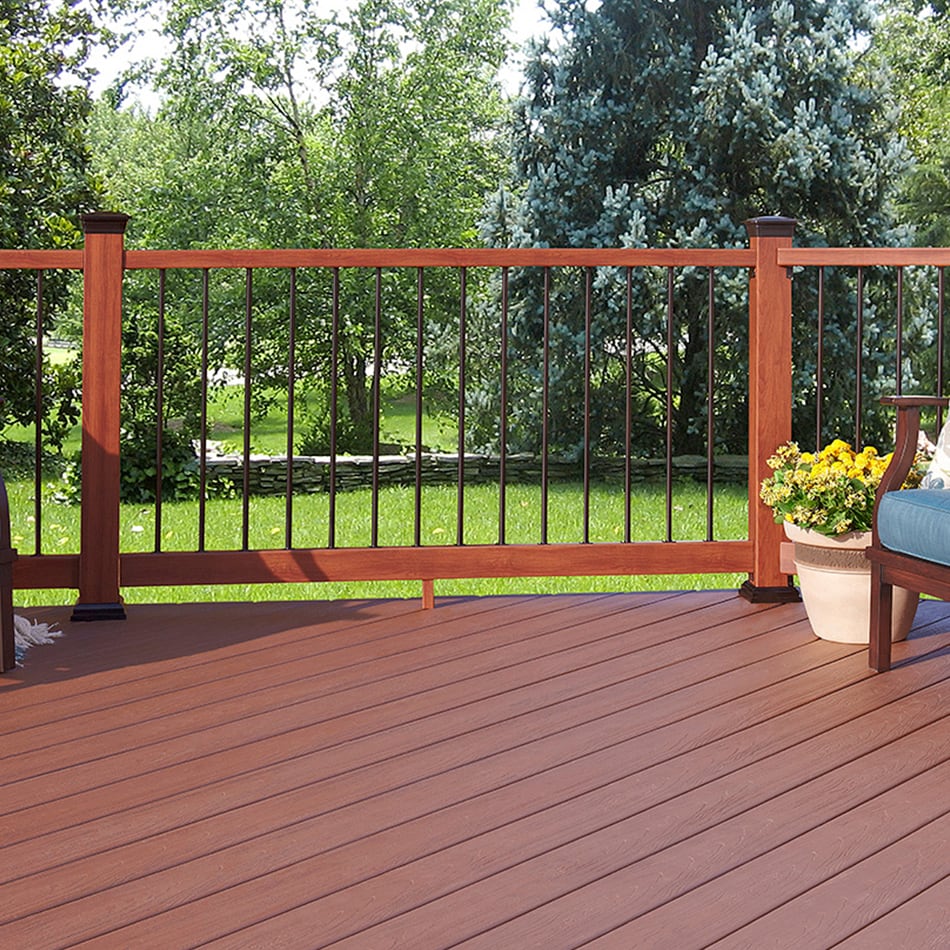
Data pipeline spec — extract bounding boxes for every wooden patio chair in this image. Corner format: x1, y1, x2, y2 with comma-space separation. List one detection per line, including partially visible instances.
0, 469, 16, 671
867, 395, 950, 671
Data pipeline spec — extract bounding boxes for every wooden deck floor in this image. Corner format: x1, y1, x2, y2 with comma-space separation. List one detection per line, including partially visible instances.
2, 589, 950, 947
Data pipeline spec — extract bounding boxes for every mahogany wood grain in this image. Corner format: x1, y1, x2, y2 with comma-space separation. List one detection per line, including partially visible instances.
11, 553, 79, 588
74, 215, 128, 613
0, 596, 779, 809
745, 219, 796, 592
780, 247, 950, 267
118, 540, 753, 586
833, 874, 950, 949
597, 739, 950, 949
0, 249, 82, 269
199, 639, 950, 947
706, 811, 950, 948
1, 596, 949, 945
125, 247, 755, 270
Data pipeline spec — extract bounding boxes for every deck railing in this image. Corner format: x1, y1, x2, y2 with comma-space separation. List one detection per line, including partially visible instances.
781, 247, 950, 448
4, 213, 947, 617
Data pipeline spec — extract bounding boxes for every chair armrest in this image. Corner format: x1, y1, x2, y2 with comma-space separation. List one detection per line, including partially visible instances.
872, 395, 949, 535
0, 469, 11, 553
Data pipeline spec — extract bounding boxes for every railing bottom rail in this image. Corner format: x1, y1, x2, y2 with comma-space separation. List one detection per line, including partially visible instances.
8, 541, 752, 592
118, 541, 753, 587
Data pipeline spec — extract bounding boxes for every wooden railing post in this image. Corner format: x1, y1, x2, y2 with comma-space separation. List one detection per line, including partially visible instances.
740, 216, 800, 603
72, 212, 130, 621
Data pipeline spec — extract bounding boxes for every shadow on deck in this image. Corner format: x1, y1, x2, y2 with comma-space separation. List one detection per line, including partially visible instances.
2, 590, 950, 947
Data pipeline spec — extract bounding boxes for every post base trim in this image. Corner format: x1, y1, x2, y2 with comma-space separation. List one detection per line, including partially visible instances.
71, 602, 127, 622
738, 580, 802, 604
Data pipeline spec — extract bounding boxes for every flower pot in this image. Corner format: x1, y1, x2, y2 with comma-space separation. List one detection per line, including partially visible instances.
784, 523, 918, 644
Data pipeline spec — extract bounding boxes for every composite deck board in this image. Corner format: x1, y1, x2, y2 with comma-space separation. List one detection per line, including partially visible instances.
0, 593, 783, 832
570, 718, 950, 948
0, 606, 613, 778
0, 627, 894, 908
707, 809, 950, 948
257, 672, 950, 949
834, 873, 950, 949
0, 593, 949, 946
1, 611, 812, 940
0, 593, 602, 746
0, 592, 687, 761
1, 615, 822, 869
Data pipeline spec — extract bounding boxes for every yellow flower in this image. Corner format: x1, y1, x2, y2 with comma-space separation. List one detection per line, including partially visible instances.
759, 437, 907, 538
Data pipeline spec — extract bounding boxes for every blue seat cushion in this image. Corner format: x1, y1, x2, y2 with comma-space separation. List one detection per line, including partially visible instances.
878, 489, 950, 567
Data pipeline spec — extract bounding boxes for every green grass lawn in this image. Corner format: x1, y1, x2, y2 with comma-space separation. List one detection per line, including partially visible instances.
47, 343, 79, 366
8, 477, 749, 608
208, 385, 456, 454
4, 381, 456, 458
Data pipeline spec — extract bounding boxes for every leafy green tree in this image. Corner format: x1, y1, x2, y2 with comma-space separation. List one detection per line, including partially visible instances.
92, 0, 511, 454
0, 0, 101, 447
874, 0, 950, 244
476, 0, 910, 458
78, 104, 238, 497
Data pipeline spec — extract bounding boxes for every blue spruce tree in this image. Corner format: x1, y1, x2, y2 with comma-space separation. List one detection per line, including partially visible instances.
475, 0, 909, 458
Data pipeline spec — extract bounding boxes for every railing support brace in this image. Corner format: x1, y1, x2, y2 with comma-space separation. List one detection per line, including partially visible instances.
741, 216, 800, 603
72, 213, 130, 621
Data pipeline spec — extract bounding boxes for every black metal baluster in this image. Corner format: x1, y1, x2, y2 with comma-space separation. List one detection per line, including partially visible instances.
285, 268, 297, 549
372, 268, 382, 548
624, 267, 633, 543
329, 269, 340, 549
198, 270, 210, 552
541, 267, 551, 544
816, 267, 825, 450
414, 268, 424, 547
665, 267, 675, 543
33, 272, 44, 555
155, 270, 166, 552
939, 268, 946, 432
583, 268, 592, 544
706, 268, 715, 542
896, 266, 904, 396
856, 266, 864, 448
499, 267, 508, 545
457, 267, 467, 546
241, 269, 253, 551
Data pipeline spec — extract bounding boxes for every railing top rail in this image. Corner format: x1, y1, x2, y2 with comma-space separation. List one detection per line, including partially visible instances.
124, 247, 755, 270
0, 250, 83, 270
779, 247, 950, 267
4, 244, 947, 272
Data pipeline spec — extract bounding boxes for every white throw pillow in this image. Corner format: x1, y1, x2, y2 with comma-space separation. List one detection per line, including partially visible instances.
921, 416, 950, 489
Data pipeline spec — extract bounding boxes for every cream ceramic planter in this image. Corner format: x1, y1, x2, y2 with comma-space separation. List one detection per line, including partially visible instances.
784, 523, 918, 644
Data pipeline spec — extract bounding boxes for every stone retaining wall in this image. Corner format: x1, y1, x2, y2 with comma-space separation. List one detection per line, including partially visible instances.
200, 446, 750, 495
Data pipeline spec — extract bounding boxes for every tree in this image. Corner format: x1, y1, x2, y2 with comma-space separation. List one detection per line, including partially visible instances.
0, 0, 101, 446
475, 0, 911, 459
92, 0, 512, 454
873, 0, 950, 244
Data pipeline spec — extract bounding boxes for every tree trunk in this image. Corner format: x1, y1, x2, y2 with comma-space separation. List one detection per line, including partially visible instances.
674, 290, 713, 456
342, 348, 372, 449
